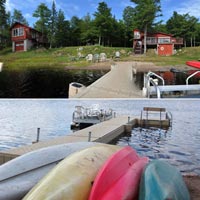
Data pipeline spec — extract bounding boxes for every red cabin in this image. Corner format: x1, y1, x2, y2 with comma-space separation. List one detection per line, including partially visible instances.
11, 22, 45, 52
133, 29, 183, 56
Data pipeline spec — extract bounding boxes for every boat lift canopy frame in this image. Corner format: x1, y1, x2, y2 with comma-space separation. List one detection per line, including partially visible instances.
143, 70, 200, 98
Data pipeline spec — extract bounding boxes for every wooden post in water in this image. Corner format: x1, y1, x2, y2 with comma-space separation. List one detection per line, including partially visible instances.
33, 128, 40, 144
36, 128, 40, 142
88, 131, 92, 142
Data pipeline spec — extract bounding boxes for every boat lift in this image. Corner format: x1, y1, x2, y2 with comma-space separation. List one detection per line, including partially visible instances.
140, 107, 172, 130
143, 71, 200, 98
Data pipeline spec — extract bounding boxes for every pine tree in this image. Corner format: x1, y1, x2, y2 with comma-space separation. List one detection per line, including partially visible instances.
123, 6, 135, 47
166, 12, 198, 47
131, 0, 162, 53
33, 3, 51, 44
49, 0, 57, 48
0, 0, 9, 47
55, 9, 70, 47
93, 2, 114, 46
80, 13, 98, 45
11, 9, 29, 25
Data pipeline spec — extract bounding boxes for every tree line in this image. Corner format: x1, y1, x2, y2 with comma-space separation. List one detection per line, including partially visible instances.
0, 0, 200, 50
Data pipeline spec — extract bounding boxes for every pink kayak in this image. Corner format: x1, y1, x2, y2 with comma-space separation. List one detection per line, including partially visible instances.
89, 146, 149, 200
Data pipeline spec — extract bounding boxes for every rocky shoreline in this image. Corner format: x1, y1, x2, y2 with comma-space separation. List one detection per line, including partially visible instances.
64, 60, 193, 72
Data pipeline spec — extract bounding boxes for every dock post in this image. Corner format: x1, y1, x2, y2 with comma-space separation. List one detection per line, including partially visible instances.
88, 131, 92, 142
36, 128, 40, 142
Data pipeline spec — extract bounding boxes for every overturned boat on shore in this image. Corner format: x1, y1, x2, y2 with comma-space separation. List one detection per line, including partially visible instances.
0, 142, 98, 200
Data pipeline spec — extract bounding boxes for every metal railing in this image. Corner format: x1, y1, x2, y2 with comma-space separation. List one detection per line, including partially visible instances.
186, 71, 200, 85
140, 107, 172, 129
149, 79, 161, 99
144, 71, 165, 98
146, 71, 165, 86
144, 70, 200, 98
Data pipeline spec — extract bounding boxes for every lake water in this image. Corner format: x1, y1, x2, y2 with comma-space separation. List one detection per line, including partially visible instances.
0, 69, 108, 98
0, 69, 199, 98
0, 99, 199, 175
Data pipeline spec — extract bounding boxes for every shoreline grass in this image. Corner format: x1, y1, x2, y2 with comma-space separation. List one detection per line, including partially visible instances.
0, 45, 200, 71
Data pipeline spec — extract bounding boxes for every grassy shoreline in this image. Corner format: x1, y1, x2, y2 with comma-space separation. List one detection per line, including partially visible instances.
0, 46, 200, 71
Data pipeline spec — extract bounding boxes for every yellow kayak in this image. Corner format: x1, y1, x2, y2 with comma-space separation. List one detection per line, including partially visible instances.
23, 144, 121, 200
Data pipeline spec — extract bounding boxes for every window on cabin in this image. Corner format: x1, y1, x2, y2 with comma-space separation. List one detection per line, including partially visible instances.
12, 27, 24, 37
158, 37, 170, 44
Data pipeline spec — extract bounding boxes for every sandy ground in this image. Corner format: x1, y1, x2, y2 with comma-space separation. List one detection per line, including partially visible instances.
184, 175, 200, 200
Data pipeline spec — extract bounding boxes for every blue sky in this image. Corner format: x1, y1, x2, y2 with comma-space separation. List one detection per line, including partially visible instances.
5, 0, 200, 26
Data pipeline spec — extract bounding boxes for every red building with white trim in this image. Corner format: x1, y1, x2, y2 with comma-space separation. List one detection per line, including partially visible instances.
11, 22, 45, 52
133, 29, 183, 56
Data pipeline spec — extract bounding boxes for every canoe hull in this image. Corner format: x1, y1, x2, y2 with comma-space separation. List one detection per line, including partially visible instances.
0, 142, 101, 200
89, 146, 149, 200
139, 160, 190, 200
23, 144, 121, 200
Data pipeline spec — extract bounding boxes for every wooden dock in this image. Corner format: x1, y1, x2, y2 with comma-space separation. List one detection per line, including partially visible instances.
0, 114, 171, 165
71, 62, 143, 98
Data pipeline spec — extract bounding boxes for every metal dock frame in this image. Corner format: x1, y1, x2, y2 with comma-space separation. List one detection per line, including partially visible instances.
140, 107, 172, 130
143, 71, 200, 98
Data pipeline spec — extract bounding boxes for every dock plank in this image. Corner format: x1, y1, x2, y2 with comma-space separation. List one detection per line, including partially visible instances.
73, 62, 143, 98
0, 115, 171, 165
0, 116, 132, 159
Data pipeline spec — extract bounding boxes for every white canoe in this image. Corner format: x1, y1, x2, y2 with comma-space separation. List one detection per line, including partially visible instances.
23, 144, 121, 200
0, 142, 101, 200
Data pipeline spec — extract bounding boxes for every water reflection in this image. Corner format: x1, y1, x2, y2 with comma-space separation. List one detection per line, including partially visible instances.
0, 69, 108, 98
0, 69, 199, 98
117, 125, 200, 175
156, 70, 200, 85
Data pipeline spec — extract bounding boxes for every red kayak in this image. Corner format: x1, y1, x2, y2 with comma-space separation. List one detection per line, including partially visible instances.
186, 60, 200, 69
89, 146, 149, 200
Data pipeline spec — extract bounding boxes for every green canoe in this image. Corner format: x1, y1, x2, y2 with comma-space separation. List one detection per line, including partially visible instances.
139, 160, 190, 200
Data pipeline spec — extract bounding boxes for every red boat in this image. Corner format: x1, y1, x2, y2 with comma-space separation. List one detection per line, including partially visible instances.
186, 60, 200, 69
89, 146, 149, 200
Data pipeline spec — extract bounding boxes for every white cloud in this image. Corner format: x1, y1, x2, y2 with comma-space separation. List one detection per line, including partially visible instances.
58, 2, 80, 19
163, 0, 200, 21
24, 13, 32, 19
120, 0, 134, 8
5, 0, 15, 12
176, 0, 200, 19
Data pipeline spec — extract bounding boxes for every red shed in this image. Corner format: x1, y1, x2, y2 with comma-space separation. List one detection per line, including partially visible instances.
133, 29, 183, 56
11, 22, 45, 52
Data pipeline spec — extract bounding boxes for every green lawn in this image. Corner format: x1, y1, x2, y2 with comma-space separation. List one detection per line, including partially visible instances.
0, 45, 200, 71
